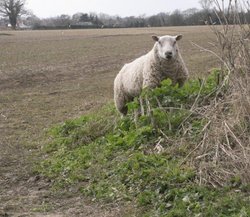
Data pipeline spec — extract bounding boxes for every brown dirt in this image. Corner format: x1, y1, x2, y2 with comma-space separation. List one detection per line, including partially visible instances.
0, 27, 217, 216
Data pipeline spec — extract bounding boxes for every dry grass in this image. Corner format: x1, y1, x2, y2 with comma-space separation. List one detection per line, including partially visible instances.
190, 72, 250, 186
182, 0, 250, 187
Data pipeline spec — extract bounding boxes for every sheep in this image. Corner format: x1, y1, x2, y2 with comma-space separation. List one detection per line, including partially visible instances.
114, 34, 189, 115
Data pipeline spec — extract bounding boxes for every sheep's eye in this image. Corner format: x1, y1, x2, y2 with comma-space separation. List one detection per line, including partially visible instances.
173, 41, 177, 45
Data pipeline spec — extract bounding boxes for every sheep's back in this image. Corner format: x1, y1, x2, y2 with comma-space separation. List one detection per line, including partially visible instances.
118, 55, 147, 97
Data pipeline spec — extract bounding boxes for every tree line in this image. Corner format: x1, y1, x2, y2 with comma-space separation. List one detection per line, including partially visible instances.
22, 9, 250, 30
0, 0, 250, 29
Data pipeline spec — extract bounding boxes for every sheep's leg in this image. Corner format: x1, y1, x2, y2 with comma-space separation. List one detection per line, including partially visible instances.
145, 96, 155, 127
176, 78, 186, 88
139, 96, 145, 116
121, 106, 128, 116
114, 94, 128, 116
134, 97, 144, 127
116, 102, 128, 116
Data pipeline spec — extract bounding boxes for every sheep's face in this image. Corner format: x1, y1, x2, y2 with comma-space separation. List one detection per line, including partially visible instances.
152, 35, 182, 61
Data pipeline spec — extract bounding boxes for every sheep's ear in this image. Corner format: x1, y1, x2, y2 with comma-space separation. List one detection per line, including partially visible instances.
152, 35, 159, 42
175, 35, 183, 41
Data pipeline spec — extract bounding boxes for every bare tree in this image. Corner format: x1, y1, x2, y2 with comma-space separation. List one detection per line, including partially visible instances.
199, 0, 213, 11
0, 0, 26, 29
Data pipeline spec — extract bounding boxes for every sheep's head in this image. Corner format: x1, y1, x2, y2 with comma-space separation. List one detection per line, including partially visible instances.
152, 35, 182, 61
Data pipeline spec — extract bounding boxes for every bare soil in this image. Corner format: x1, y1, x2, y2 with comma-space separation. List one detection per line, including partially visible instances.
0, 27, 217, 216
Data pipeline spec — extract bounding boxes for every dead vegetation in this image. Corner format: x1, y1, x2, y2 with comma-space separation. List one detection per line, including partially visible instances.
187, 0, 250, 186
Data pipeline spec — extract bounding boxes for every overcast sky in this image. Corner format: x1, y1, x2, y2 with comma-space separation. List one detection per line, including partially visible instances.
26, 0, 201, 18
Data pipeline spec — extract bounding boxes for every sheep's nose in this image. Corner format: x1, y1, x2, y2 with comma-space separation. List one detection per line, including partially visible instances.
165, 51, 173, 59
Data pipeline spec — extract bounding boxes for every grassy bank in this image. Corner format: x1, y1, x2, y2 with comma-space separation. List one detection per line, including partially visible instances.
37, 71, 250, 216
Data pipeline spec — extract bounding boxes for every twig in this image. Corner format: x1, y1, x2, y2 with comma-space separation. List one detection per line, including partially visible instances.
1, 113, 7, 120
195, 153, 211, 160
191, 41, 231, 73
159, 129, 174, 143
190, 78, 205, 111
155, 96, 163, 109
179, 121, 211, 166
224, 121, 248, 160
154, 138, 164, 154
191, 41, 231, 93
214, 142, 220, 165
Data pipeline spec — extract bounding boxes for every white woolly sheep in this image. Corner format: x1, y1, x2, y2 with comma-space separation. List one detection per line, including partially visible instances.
114, 34, 189, 115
